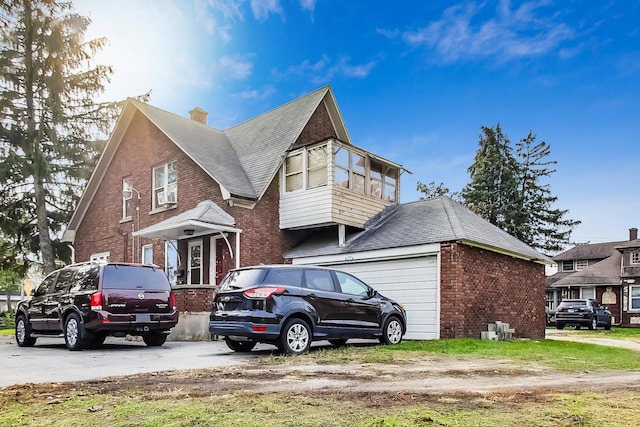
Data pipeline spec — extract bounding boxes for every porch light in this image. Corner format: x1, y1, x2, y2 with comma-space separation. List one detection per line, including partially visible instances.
183, 229, 195, 236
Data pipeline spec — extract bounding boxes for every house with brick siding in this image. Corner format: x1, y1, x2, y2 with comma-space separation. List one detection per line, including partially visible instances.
63, 85, 548, 340
548, 228, 640, 328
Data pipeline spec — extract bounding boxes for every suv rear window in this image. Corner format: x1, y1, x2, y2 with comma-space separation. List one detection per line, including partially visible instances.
219, 269, 268, 290
101, 265, 170, 290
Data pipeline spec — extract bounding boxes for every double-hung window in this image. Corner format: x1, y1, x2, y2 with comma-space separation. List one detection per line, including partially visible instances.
307, 145, 328, 188
576, 259, 588, 271
561, 260, 574, 272
631, 286, 640, 310
285, 153, 303, 192
632, 250, 640, 265
153, 161, 177, 209
122, 178, 133, 220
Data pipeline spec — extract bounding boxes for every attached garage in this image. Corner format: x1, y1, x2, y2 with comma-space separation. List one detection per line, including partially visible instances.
287, 197, 549, 340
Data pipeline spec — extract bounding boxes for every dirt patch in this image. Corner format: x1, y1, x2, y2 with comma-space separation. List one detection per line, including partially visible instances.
3, 355, 640, 408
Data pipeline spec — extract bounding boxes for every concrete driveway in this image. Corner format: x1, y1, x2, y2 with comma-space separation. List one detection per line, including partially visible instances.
0, 335, 267, 388
545, 328, 640, 352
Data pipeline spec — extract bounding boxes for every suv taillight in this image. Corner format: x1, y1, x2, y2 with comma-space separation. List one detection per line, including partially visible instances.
170, 292, 177, 310
90, 291, 103, 311
243, 287, 285, 299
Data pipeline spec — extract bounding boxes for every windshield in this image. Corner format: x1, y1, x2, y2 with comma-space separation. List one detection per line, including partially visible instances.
101, 265, 170, 290
219, 269, 267, 290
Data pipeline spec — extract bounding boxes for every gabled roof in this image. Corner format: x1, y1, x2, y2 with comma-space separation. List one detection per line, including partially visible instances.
553, 241, 626, 261
131, 100, 255, 198
226, 86, 347, 197
552, 251, 621, 287
616, 239, 640, 251
285, 197, 549, 263
64, 86, 349, 240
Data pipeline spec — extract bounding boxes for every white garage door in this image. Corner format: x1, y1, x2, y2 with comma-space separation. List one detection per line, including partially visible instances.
326, 256, 438, 340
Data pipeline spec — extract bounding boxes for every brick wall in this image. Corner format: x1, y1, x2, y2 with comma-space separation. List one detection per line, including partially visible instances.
173, 285, 216, 312
292, 102, 337, 148
440, 242, 546, 339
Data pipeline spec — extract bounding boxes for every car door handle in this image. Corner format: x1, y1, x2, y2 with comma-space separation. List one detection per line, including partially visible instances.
308, 293, 317, 298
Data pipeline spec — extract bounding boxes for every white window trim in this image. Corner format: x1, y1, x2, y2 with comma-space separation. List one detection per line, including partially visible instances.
576, 259, 588, 271
122, 178, 133, 220
153, 161, 177, 210
284, 151, 304, 192
630, 285, 640, 311
90, 251, 110, 262
561, 260, 574, 272
580, 286, 595, 299
141, 244, 153, 265
165, 240, 179, 287
631, 250, 640, 265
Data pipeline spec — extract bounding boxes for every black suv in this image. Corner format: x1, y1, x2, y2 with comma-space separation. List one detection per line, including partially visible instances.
555, 299, 612, 330
209, 265, 407, 355
15, 262, 179, 350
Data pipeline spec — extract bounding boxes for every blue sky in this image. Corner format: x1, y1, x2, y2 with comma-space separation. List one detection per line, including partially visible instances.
73, 0, 640, 247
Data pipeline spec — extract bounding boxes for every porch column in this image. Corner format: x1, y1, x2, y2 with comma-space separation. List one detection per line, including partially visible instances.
235, 232, 241, 268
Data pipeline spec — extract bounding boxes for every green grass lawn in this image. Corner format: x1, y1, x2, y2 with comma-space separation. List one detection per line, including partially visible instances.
2, 337, 640, 426
0, 329, 13, 335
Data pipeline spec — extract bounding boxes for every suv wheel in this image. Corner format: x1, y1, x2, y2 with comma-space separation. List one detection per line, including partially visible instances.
280, 319, 311, 355
15, 315, 37, 347
142, 332, 167, 347
379, 316, 403, 345
604, 317, 612, 331
225, 337, 257, 352
588, 317, 597, 330
555, 323, 565, 330
64, 313, 85, 351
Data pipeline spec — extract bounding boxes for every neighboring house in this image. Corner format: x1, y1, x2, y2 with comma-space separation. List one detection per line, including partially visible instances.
548, 228, 640, 327
62, 85, 548, 340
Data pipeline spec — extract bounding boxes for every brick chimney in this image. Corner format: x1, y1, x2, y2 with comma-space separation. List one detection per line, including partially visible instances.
189, 107, 208, 125
630, 227, 638, 241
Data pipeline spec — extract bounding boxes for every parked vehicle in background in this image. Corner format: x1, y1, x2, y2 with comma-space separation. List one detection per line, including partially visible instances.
555, 299, 611, 330
209, 265, 407, 355
15, 262, 178, 350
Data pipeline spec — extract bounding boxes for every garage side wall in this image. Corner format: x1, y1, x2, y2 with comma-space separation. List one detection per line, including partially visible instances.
440, 243, 546, 339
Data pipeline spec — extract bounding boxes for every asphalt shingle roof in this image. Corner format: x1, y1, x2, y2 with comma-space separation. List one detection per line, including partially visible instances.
552, 241, 626, 261
552, 251, 621, 286
131, 86, 330, 199
285, 197, 548, 262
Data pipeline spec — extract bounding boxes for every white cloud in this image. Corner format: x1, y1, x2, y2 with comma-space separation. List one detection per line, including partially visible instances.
233, 86, 277, 99
250, 0, 283, 21
299, 0, 316, 13
402, 0, 575, 63
277, 55, 377, 84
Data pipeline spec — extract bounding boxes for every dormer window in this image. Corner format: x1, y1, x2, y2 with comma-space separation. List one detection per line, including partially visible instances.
153, 161, 177, 209
576, 259, 588, 271
307, 145, 328, 188
285, 153, 303, 191
333, 144, 397, 202
632, 250, 640, 265
282, 140, 399, 202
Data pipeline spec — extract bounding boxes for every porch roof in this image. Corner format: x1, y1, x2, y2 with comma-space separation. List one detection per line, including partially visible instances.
133, 200, 241, 240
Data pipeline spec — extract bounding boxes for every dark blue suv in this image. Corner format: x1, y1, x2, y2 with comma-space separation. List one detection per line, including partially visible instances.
209, 265, 406, 355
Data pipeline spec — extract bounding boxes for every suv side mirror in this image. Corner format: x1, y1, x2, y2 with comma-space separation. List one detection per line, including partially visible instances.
30, 288, 36, 297
367, 287, 377, 299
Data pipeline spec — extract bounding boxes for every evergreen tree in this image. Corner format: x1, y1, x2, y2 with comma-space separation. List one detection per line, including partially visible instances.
515, 132, 580, 253
0, 0, 117, 274
461, 124, 522, 236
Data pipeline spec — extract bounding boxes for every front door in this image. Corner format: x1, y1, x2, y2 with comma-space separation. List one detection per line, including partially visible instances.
187, 240, 203, 285
209, 237, 226, 285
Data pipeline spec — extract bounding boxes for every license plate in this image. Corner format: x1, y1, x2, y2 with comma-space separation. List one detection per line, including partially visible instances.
136, 314, 151, 322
